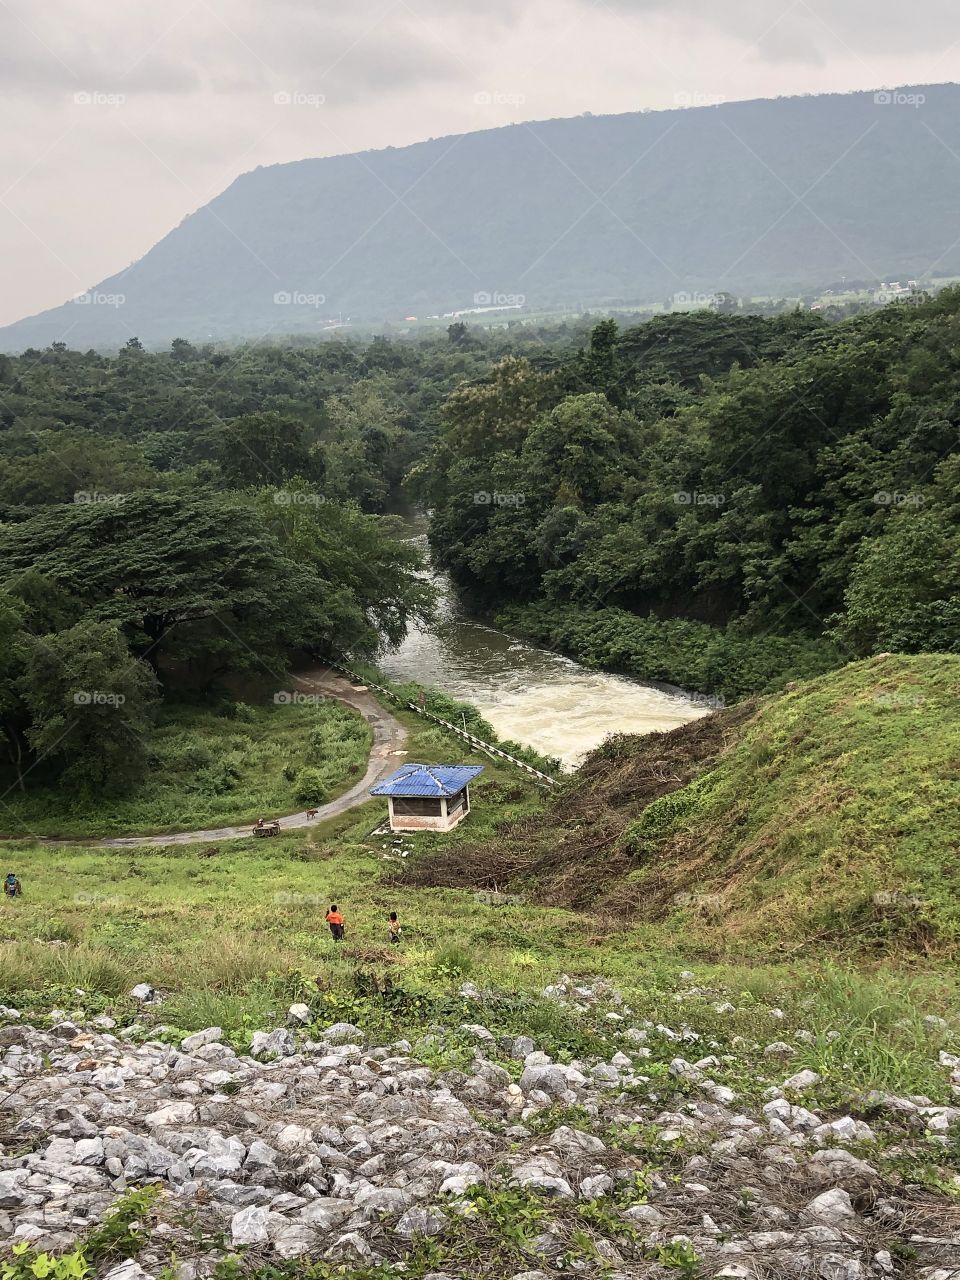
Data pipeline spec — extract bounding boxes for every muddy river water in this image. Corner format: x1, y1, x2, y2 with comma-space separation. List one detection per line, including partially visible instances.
378, 515, 707, 769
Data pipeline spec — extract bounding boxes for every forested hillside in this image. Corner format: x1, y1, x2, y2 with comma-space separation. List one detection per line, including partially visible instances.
4, 85, 960, 348
424, 295, 960, 698
4, 291, 959, 797
0, 322, 602, 803
0, 329, 540, 799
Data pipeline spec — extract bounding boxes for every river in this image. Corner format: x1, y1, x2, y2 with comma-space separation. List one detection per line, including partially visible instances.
379, 516, 708, 769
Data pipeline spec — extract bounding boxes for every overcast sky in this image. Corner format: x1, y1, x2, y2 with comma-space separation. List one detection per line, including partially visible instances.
1, 0, 958, 327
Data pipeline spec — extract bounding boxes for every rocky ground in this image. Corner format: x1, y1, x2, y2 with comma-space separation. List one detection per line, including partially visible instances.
1, 979, 959, 1280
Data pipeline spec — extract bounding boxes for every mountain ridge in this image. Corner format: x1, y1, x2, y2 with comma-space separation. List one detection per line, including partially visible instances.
4, 82, 960, 351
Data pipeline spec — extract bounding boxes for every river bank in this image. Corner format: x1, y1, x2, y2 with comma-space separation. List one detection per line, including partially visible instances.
497, 601, 842, 706
379, 513, 709, 768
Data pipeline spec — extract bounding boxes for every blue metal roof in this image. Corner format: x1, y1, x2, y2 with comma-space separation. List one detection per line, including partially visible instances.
370, 763, 484, 798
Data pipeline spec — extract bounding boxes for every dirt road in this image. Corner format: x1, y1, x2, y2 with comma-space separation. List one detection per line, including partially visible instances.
96, 669, 408, 848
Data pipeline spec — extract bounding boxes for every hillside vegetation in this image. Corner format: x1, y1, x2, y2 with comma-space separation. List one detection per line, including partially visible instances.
4, 85, 960, 346
1, 676, 959, 1278
0, 697, 371, 838
427, 291, 960, 696
403, 655, 960, 958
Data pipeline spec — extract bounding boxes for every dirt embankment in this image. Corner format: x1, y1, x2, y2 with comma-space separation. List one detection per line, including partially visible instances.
394, 700, 758, 910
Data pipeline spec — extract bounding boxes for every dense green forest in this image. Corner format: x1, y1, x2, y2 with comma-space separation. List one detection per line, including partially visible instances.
3, 295, 958, 798
0, 325, 582, 797
423, 297, 960, 699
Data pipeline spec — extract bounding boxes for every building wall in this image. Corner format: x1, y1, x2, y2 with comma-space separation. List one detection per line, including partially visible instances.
386, 788, 471, 829
385, 787, 472, 833
387, 810, 448, 831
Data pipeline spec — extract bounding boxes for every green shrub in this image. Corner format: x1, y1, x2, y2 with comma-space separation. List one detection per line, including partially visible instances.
294, 769, 329, 806
431, 941, 477, 978
500, 602, 839, 701
156, 741, 213, 772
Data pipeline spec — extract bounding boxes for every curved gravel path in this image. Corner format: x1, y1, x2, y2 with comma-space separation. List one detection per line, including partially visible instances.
95, 669, 408, 848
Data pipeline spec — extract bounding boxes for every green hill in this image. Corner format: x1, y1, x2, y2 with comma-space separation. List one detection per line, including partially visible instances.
405, 655, 960, 957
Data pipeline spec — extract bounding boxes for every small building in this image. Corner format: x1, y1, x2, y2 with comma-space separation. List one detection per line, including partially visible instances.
370, 763, 483, 833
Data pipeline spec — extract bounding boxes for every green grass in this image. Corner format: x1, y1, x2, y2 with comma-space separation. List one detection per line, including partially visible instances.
0, 812, 956, 1104
1, 667, 959, 1279
0, 662, 957, 1112
0, 697, 372, 838
621, 653, 960, 954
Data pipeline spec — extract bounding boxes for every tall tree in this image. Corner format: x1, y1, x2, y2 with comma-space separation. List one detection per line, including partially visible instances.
20, 619, 159, 792
217, 411, 320, 488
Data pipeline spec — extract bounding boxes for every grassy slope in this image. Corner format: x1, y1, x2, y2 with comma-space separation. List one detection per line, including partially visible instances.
2, 667, 960, 1260
0, 698, 958, 1112
402, 654, 960, 960
625, 653, 960, 954
0, 698, 372, 838
0, 709, 558, 1025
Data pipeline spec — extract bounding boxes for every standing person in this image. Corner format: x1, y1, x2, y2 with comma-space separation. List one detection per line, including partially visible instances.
387, 911, 401, 945
4, 873, 21, 898
325, 903, 345, 941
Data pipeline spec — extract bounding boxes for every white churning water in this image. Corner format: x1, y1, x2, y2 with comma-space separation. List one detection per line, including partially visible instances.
379, 520, 708, 770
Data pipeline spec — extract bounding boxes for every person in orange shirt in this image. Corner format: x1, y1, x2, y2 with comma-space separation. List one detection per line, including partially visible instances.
325, 904, 345, 941
387, 911, 401, 945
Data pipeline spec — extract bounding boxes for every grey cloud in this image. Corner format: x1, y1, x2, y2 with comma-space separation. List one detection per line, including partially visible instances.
0, 2, 466, 103
240, 10, 466, 99
1, 0, 957, 329
0, 26, 202, 94
269, 0, 522, 20
0, 7, 207, 91
289, 43, 462, 103
604, 0, 960, 60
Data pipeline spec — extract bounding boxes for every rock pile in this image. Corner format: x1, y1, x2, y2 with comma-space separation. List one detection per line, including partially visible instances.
0, 998, 958, 1279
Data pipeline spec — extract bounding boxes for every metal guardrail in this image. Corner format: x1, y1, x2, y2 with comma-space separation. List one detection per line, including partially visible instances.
330, 660, 558, 787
